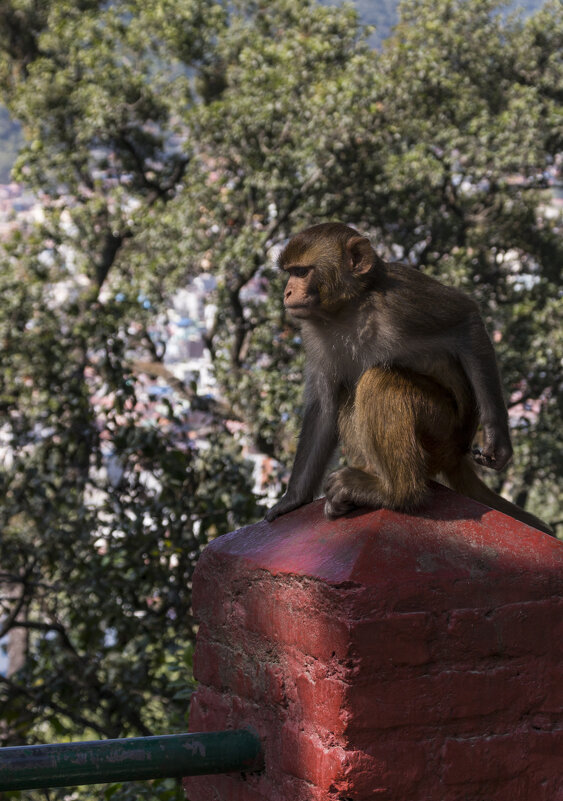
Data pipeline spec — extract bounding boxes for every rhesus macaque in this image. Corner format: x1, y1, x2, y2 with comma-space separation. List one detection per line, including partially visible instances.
266, 222, 552, 535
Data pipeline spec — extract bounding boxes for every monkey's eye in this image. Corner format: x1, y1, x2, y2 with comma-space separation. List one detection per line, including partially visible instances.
287, 266, 311, 279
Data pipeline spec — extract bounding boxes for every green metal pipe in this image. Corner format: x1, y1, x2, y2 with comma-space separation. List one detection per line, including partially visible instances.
0, 729, 263, 791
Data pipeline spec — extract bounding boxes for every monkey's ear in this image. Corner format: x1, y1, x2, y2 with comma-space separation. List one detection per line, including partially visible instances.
346, 236, 376, 275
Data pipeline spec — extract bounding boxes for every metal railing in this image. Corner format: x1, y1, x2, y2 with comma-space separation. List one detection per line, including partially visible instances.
0, 729, 263, 791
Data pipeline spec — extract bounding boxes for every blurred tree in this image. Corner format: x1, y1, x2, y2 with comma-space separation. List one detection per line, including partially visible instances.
0, 0, 561, 797
0, 2, 258, 800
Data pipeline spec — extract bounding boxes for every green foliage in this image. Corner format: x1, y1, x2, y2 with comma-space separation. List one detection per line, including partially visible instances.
0, 5, 258, 799
0, 221, 256, 800
0, 0, 561, 798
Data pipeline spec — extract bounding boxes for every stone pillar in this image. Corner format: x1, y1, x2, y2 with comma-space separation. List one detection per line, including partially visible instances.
184, 484, 562, 801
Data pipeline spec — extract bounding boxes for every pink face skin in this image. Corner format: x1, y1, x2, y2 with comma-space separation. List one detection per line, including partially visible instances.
283, 265, 319, 318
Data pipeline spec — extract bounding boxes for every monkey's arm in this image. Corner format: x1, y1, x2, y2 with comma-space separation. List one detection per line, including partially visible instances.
457, 313, 513, 470
265, 396, 339, 521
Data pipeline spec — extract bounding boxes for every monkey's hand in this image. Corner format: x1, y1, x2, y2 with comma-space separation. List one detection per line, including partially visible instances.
472, 426, 513, 471
265, 493, 313, 522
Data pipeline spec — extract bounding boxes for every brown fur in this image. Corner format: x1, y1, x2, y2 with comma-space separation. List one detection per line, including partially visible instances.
266, 223, 552, 535
325, 366, 551, 534
334, 367, 476, 511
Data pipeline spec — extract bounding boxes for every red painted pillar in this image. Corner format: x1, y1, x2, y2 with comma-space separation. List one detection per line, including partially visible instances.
183, 484, 562, 801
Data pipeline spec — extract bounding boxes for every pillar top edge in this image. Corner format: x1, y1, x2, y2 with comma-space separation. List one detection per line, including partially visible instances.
201, 484, 562, 595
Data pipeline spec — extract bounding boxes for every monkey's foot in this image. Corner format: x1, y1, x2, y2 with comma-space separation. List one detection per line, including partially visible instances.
265, 492, 314, 522
324, 494, 357, 519
324, 467, 382, 519
324, 468, 358, 518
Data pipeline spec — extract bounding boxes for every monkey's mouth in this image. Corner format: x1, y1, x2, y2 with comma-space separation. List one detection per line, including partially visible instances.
285, 303, 316, 318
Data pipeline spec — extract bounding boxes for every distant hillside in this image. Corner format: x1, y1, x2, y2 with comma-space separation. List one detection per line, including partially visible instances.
322, 0, 548, 48
347, 0, 399, 47
0, 106, 23, 183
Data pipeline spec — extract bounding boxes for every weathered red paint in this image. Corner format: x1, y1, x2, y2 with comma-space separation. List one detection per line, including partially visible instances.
184, 484, 562, 801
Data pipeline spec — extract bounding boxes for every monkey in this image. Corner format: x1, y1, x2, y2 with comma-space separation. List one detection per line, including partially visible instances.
265, 222, 552, 536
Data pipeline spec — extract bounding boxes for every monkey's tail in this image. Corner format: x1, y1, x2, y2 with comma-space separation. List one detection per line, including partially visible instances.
444, 456, 554, 536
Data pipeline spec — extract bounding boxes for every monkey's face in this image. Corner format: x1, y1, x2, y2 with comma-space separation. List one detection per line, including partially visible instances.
283, 265, 321, 318
282, 263, 366, 319
279, 225, 378, 319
